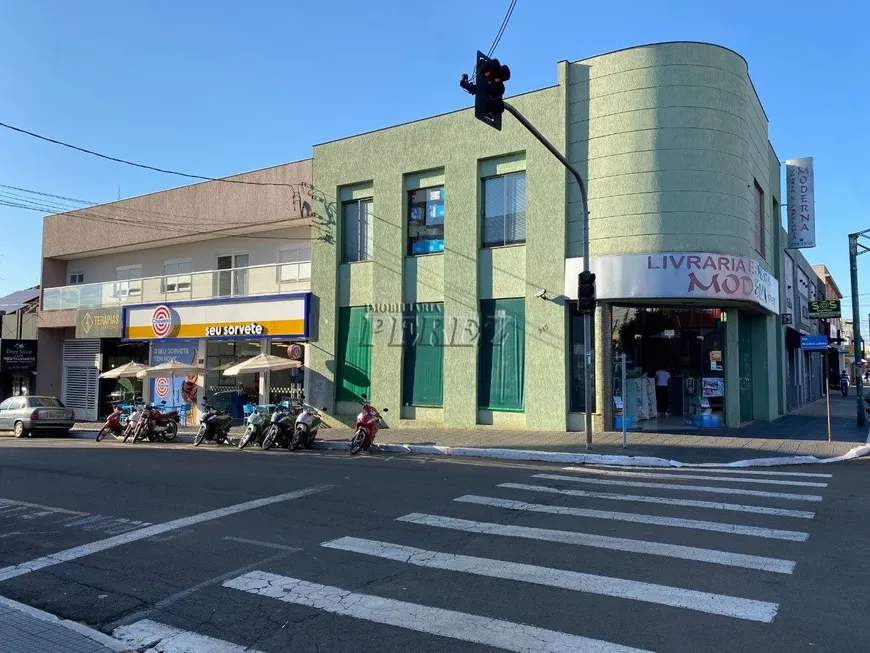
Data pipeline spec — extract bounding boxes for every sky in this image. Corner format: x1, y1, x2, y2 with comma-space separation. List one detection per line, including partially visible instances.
1, 0, 868, 320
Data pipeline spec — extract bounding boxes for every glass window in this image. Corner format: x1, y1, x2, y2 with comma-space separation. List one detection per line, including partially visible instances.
402, 303, 444, 406
0, 399, 12, 410
114, 266, 142, 298
482, 172, 526, 248
10, 398, 26, 410
570, 305, 596, 413
69, 272, 84, 284
754, 181, 765, 255
162, 260, 193, 293
408, 186, 445, 255
342, 199, 374, 263
336, 307, 372, 401
278, 243, 312, 282
214, 254, 248, 297
478, 298, 525, 411
27, 397, 62, 408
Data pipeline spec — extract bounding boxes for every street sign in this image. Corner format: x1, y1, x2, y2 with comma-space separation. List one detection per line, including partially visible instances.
781, 313, 793, 325
800, 334, 828, 351
808, 300, 841, 319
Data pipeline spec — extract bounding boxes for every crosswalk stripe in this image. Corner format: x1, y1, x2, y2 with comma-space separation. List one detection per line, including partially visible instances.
396, 513, 795, 574
224, 570, 657, 653
113, 619, 264, 653
591, 466, 832, 479
321, 536, 779, 622
499, 483, 816, 519
453, 495, 809, 541
533, 474, 823, 502
561, 467, 828, 488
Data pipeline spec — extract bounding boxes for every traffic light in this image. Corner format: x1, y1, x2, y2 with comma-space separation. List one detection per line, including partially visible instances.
578, 270, 596, 314
474, 51, 511, 130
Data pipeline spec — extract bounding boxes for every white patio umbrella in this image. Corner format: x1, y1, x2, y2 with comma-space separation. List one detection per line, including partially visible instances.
99, 361, 150, 379
136, 359, 205, 379
222, 353, 302, 377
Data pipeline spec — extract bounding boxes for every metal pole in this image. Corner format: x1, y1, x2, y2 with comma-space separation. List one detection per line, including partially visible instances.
621, 352, 627, 448
824, 349, 832, 442
503, 101, 594, 448
849, 233, 865, 426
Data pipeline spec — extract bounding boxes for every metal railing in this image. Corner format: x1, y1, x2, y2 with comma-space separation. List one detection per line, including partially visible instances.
42, 262, 311, 311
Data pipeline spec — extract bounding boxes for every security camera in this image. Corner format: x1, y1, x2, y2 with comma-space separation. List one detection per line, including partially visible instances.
535, 289, 547, 299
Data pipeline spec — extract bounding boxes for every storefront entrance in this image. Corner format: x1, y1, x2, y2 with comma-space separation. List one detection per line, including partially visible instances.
738, 314, 754, 423
611, 307, 726, 430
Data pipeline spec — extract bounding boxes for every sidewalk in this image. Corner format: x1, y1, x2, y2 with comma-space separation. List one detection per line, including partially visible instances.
0, 596, 128, 653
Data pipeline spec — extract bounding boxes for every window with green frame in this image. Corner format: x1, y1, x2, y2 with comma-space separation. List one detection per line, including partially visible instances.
336, 307, 372, 402
478, 298, 525, 411
402, 303, 444, 406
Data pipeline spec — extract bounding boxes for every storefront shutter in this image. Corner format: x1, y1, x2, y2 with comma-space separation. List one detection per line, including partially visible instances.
336, 306, 372, 402
402, 304, 444, 406
478, 298, 525, 411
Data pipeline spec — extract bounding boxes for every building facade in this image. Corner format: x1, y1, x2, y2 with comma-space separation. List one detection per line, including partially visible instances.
0, 287, 39, 399
307, 42, 790, 431
37, 161, 314, 421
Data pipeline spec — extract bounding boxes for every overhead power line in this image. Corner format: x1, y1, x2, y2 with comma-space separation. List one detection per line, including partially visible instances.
470, 0, 518, 81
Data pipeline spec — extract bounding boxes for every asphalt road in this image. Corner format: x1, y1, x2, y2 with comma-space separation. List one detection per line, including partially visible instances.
0, 436, 868, 653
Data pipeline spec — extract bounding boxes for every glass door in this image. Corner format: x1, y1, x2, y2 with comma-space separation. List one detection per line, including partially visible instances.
214, 254, 248, 298
738, 314, 754, 422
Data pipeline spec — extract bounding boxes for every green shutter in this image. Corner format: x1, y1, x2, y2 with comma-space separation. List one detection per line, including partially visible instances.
478, 298, 525, 411
336, 307, 372, 402
402, 304, 444, 406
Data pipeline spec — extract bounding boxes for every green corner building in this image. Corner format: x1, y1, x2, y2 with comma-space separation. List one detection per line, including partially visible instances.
307, 42, 794, 432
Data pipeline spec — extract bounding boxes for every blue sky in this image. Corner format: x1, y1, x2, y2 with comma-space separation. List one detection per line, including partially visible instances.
1, 0, 868, 321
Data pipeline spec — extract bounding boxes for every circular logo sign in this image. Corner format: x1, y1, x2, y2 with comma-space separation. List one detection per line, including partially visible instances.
155, 377, 170, 398
287, 344, 303, 360
151, 305, 174, 338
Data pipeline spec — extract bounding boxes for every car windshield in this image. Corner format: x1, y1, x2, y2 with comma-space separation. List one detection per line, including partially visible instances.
27, 397, 63, 408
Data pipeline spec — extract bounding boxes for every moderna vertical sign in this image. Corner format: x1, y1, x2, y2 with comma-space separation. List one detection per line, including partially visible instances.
786, 157, 815, 249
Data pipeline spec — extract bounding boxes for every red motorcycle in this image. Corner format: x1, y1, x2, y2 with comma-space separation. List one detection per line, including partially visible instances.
96, 405, 127, 442
349, 394, 388, 455
131, 403, 180, 443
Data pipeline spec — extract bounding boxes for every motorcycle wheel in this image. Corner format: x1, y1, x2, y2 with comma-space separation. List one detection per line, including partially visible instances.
96, 426, 110, 442
290, 429, 304, 451
261, 426, 279, 451
122, 425, 133, 443
349, 430, 365, 455
239, 426, 255, 450
194, 425, 207, 447
163, 421, 178, 442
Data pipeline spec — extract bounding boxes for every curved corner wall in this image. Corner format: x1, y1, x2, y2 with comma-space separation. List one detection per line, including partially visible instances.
566, 42, 772, 263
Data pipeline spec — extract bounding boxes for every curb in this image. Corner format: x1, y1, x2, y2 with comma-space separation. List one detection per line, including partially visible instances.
0, 594, 132, 652
69, 428, 870, 469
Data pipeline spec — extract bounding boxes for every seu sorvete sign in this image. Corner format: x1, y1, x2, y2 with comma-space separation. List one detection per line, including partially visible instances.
564, 253, 779, 313
76, 307, 122, 338
1, 339, 37, 373
808, 300, 841, 319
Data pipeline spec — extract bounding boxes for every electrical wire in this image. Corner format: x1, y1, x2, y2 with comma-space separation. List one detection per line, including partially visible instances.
470, 0, 518, 82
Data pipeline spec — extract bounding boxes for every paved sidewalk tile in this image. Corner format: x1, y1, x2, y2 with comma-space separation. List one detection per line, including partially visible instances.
0, 602, 122, 653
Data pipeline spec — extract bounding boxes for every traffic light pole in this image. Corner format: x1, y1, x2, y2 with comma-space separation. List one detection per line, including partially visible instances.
848, 231, 869, 427
503, 102, 594, 448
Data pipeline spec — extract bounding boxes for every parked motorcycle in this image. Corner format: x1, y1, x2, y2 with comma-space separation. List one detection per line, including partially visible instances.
122, 405, 146, 443
261, 404, 297, 451
290, 403, 327, 451
96, 405, 127, 442
131, 403, 180, 443
238, 408, 268, 450
349, 394, 388, 455
194, 400, 234, 446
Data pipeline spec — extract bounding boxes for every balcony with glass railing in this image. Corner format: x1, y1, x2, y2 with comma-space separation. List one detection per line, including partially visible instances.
42, 262, 311, 311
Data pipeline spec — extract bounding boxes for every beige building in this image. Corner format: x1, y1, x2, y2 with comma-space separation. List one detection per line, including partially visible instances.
37, 160, 313, 421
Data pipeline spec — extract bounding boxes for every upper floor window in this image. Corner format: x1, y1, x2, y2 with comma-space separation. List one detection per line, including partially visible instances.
68, 272, 84, 285
754, 181, 765, 255
162, 259, 193, 294
408, 186, 445, 255
278, 243, 312, 282
215, 254, 248, 297
483, 171, 526, 248
342, 198, 373, 263
114, 265, 142, 298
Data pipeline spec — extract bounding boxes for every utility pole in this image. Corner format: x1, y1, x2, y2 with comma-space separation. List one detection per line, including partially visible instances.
848, 230, 870, 427
461, 52, 595, 448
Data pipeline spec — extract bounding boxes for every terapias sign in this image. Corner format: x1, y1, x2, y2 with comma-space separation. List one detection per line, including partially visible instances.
564, 253, 779, 313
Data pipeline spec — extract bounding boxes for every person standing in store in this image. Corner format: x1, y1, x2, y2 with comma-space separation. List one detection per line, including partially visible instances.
654, 367, 671, 415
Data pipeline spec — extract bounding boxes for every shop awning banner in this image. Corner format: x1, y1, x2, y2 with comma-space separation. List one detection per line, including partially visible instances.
564, 253, 779, 313
786, 157, 815, 249
123, 294, 308, 341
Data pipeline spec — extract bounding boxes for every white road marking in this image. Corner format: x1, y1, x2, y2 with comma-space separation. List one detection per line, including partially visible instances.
222, 536, 300, 551
562, 467, 828, 487
0, 485, 334, 582
591, 466, 832, 479
396, 513, 795, 574
225, 570, 656, 653
499, 483, 816, 519
0, 498, 85, 516
454, 495, 809, 541
322, 536, 779, 622
113, 619, 264, 653
533, 474, 823, 502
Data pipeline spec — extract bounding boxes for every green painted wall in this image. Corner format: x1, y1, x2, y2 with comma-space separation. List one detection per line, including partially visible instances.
309, 72, 568, 430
